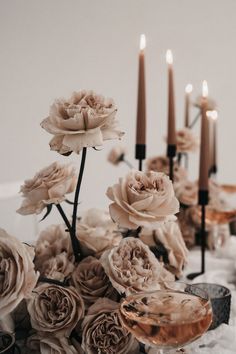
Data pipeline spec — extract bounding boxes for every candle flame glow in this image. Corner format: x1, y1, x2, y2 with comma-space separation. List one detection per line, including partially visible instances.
185, 84, 193, 94
140, 34, 146, 50
202, 80, 208, 98
207, 110, 218, 120
166, 49, 173, 64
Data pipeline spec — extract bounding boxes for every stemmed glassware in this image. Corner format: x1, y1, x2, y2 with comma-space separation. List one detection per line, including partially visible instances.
119, 282, 212, 353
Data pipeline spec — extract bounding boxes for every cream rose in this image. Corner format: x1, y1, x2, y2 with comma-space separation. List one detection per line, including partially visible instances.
27, 283, 84, 337
107, 170, 179, 229
34, 224, 72, 269
101, 237, 174, 295
76, 208, 122, 256
41, 90, 124, 155
146, 155, 187, 184
176, 128, 199, 153
107, 144, 127, 165
38, 252, 75, 282
17, 162, 76, 215
71, 256, 118, 307
174, 180, 198, 206
0, 228, 39, 318
81, 298, 139, 354
27, 335, 84, 354
140, 222, 189, 278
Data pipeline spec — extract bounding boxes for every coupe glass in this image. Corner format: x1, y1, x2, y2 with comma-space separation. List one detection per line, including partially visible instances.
119, 282, 212, 353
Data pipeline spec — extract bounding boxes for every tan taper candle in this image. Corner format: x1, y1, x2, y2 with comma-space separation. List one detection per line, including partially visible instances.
199, 81, 209, 191
166, 50, 176, 145
136, 34, 146, 146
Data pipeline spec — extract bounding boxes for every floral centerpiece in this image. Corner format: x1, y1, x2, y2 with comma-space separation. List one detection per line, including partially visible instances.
0, 90, 188, 354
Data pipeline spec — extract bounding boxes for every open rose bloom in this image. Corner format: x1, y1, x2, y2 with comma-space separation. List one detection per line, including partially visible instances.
17, 162, 77, 215
107, 170, 179, 229
41, 90, 124, 155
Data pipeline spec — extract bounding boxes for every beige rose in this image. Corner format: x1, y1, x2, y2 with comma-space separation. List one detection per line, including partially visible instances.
38, 252, 75, 282
41, 90, 124, 155
107, 170, 179, 229
107, 144, 127, 165
81, 298, 139, 354
17, 162, 76, 215
34, 224, 72, 269
101, 237, 174, 295
176, 128, 199, 153
27, 335, 84, 354
140, 222, 189, 278
174, 180, 198, 206
146, 155, 187, 184
76, 208, 122, 256
27, 283, 84, 337
0, 228, 39, 318
71, 256, 118, 307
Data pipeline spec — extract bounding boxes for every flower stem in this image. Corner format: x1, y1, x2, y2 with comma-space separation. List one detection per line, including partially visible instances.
71, 147, 87, 260
56, 204, 81, 262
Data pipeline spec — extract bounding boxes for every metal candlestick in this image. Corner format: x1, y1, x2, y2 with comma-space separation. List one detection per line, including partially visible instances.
187, 190, 209, 280
167, 144, 176, 181
135, 144, 146, 171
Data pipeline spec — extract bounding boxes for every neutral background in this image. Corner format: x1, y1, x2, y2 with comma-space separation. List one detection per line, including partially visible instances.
1, 0, 236, 239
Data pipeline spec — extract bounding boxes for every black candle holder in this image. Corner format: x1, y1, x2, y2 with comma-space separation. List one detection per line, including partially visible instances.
135, 144, 146, 171
167, 144, 176, 181
187, 190, 209, 280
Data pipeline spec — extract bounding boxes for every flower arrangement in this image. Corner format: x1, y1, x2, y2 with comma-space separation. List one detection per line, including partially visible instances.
0, 90, 185, 354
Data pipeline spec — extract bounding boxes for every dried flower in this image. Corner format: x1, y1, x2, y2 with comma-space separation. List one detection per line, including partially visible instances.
17, 162, 76, 215
176, 128, 199, 153
41, 90, 124, 155
27, 283, 84, 337
174, 180, 198, 206
146, 155, 187, 183
81, 298, 139, 354
101, 237, 174, 295
107, 170, 179, 229
140, 222, 189, 278
76, 208, 122, 256
71, 256, 118, 307
38, 252, 75, 282
107, 144, 127, 165
0, 228, 39, 318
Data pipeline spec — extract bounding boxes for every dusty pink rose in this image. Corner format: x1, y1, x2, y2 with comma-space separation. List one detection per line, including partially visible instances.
27, 335, 84, 354
107, 144, 127, 165
107, 170, 179, 229
101, 237, 174, 295
176, 128, 199, 153
27, 283, 84, 337
76, 208, 122, 256
17, 162, 76, 215
146, 155, 187, 183
140, 222, 189, 278
71, 256, 118, 307
41, 90, 124, 155
0, 229, 39, 318
81, 298, 139, 354
38, 252, 75, 282
174, 180, 198, 206
34, 224, 72, 269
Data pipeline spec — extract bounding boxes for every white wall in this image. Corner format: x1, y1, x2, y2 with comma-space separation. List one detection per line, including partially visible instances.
1, 0, 236, 239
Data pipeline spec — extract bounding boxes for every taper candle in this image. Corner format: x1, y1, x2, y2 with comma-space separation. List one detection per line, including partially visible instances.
135, 34, 146, 151
208, 110, 218, 173
185, 84, 193, 127
166, 50, 176, 147
199, 81, 210, 191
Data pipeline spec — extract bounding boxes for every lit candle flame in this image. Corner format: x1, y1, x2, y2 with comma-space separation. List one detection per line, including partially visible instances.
207, 110, 218, 120
202, 80, 208, 98
140, 34, 146, 51
185, 84, 193, 94
166, 49, 173, 65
